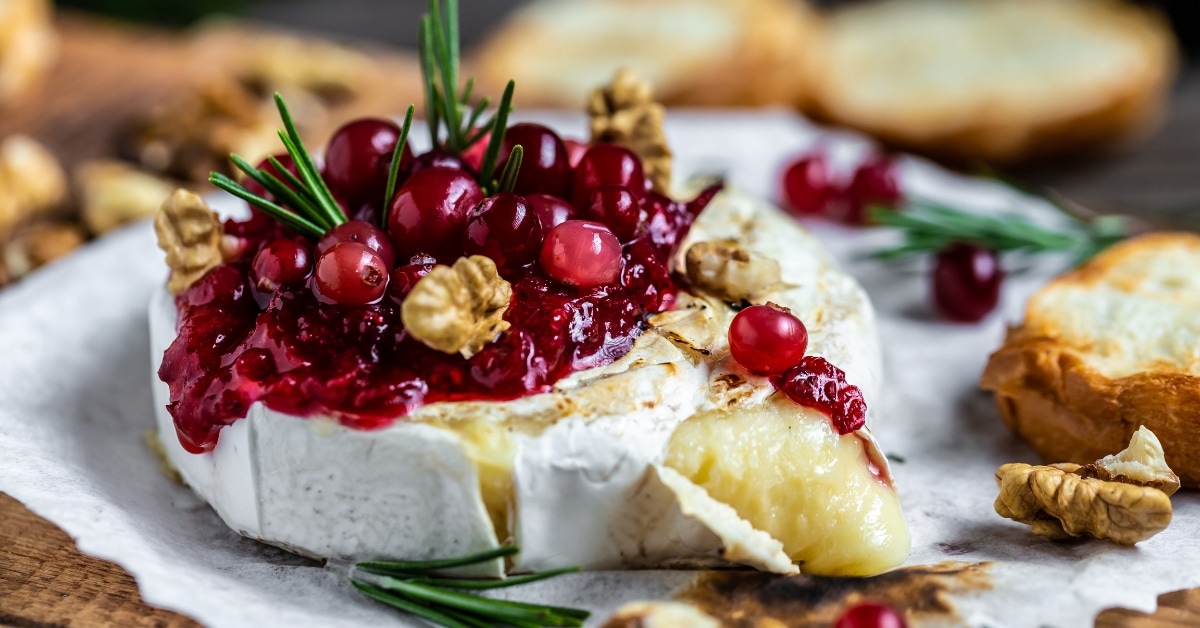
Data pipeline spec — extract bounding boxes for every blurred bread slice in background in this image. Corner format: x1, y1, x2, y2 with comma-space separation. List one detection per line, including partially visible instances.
804, 0, 1178, 165
981, 233, 1200, 488
472, 0, 819, 108
0, 0, 56, 107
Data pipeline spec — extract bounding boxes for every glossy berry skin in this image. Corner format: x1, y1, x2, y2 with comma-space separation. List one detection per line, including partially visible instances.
317, 220, 396, 270
572, 143, 646, 208
780, 153, 832, 217
585, 185, 642, 241
728, 304, 808, 376
465, 193, 544, 271
540, 220, 622, 288
324, 118, 411, 207
405, 150, 472, 179
526, 193, 576, 229
775, 356, 867, 435
251, 239, 311, 293
844, 154, 901, 225
387, 166, 484, 262
563, 138, 589, 169
313, 242, 389, 305
386, 253, 438, 303
833, 601, 907, 628
500, 122, 571, 198
932, 242, 1003, 322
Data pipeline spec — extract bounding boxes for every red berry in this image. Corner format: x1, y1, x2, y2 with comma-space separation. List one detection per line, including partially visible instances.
251, 239, 311, 293
318, 220, 396, 269
572, 143, 646, 208
540, 220, 622, 288
728, 304, 808, 376
526, 193, 576, 229
465, 193, 544, 271
386, 253, 438, 303
461, 130, 491, 172
844, 154, 901, 225
324, 118, 411, 207
834, 601, 907, 628
387, 166, 484, 262
776, 356, 867, 435
406, 150, 471, 179
932, 242, 1003, 322
585, 184, 642, 241
244, 153, 299, 201
500, 122, 571, 198
780, 153, 832, 217
563, 138, 589, 169
313, 242, 389, 305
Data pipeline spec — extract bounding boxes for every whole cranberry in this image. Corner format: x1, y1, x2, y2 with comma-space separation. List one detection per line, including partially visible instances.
317, 220, 396, 269
251, 239, 311, 293
728, 304, 808, 376
780, 152, 833, 217
834, 601, 907, 628
932, 242, 1003, 322
499, 122, 571, 198
465, 193, 544, 271
312, 242, 389, 305
584, 184, 641, 241
387, 166, 484, 262
572, 143, 646, 208
540, 220, 622, 288
405, 150, 472, 179
386, 253, 438, 303
844, 154, 901, 225
324, 118, 412, 207
526, 193, 576, 229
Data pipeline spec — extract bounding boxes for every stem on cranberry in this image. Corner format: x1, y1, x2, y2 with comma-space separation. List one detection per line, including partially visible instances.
932, 242, 1003, 322
312, 242, 389, 305
318, 220, 396, 269
540, 220, 622, 288
387, 166, 484, 262
464, 193, 544, 271
728, 304, 809, 376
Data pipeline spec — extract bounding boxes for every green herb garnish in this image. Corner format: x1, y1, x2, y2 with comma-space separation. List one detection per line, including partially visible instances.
348, 545, 589, 627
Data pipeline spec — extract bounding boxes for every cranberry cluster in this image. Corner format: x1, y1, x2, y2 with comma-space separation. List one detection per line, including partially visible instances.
779, 149, 1004, 323
161, 118, 718, 453
726, 304, 867, 435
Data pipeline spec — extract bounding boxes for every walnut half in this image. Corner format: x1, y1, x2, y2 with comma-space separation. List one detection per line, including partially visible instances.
994, 427, 1177, 545
154, 189, 224, 294
684, 240, 781, 303
401, 256, 512, 358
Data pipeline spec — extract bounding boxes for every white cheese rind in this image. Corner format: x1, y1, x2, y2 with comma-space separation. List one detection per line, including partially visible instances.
149, 186, 898, 574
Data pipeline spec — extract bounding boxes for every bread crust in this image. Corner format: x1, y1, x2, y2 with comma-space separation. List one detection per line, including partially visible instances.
981, 233, 1200, 488
803, 0, 1178, 166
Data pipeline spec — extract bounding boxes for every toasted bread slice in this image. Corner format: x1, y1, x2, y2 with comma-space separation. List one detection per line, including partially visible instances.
804, 0, 1177, 165
472, 0, 819, 108
981, 233, 1200, 488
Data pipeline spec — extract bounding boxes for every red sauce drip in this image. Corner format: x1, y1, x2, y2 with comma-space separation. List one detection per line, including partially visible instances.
855, 432, 894, 488
158, 186, 718, 454
772, 355, 868, 436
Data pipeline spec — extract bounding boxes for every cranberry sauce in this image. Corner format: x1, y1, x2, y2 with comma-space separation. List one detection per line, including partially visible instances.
159, 188, 719, 454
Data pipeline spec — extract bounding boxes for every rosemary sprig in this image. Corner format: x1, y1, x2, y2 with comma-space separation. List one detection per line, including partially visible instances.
209, 92, 348, 239
349, 545, 589, 628
496, 145, 523, 194
383, 104, 416, 220
869, 200, 1128, 266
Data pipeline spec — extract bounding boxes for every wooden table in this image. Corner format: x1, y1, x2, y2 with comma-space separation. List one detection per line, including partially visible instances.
3, 13, 1200, 628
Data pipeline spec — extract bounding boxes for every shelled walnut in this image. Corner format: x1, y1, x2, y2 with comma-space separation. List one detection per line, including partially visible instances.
76, 160, 178, 236
994, 427, 1177, 545
0, 134, 67, 240
154, 189, 224, 294
401, 256, 512, 358
684, 241, 781, 303
588, 68, 672, 194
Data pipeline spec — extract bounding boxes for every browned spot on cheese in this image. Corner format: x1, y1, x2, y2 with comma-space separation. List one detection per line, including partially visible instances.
678, 561, 992, 626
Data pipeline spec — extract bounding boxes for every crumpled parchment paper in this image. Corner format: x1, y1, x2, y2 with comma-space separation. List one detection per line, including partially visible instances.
2, 112, 1198, 627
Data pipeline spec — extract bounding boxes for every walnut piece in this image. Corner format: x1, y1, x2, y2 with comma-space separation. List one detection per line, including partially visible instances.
684, 240, 781, 303
0, 134, 67, 239
588, 68, 672, 194
2, 221, 85, 279
76, 160, 177, 236
154, 189, 224, 294
401, 255, 512, 358
994, 427, 1177, 544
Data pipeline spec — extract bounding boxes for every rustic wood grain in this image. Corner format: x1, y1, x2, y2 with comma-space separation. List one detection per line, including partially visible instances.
3, 12, 1200, 628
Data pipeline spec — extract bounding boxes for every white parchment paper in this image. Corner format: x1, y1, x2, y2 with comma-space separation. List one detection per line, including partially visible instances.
2, 112, 1199, 627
